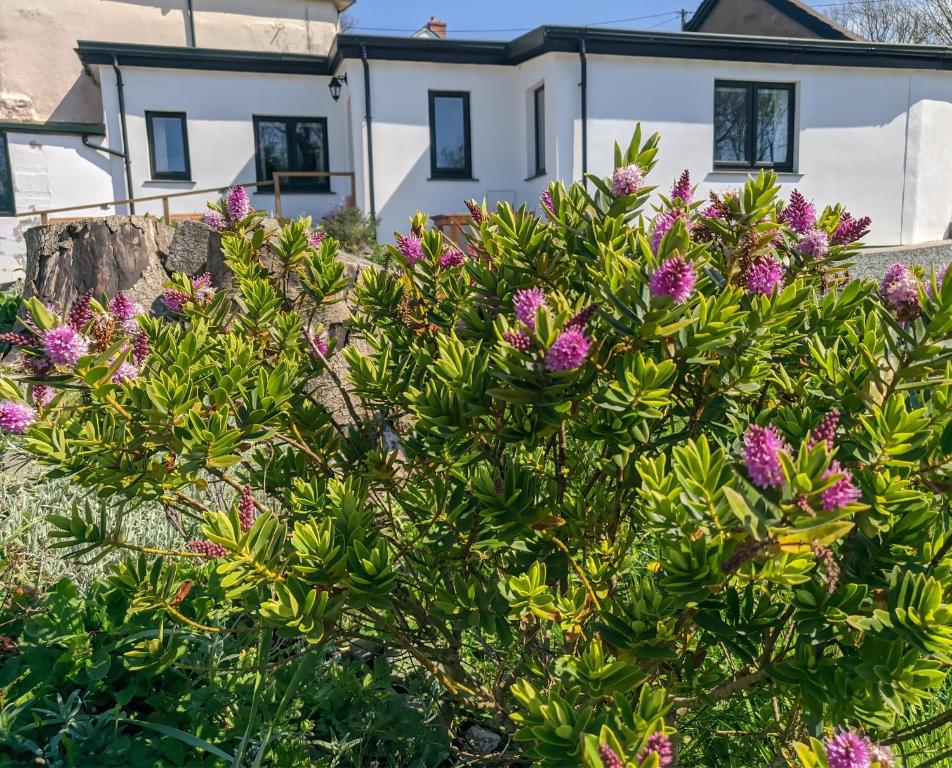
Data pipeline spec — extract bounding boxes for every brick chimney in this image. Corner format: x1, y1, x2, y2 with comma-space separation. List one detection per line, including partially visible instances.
426, 16, 447, 38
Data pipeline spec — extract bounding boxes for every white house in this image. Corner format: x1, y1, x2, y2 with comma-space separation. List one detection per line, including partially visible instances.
3, 0, 952, 276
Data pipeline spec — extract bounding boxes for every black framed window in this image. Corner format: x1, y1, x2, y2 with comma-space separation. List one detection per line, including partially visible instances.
0, 133, 13, 215
253, 116, 329, 192
533, 85, 545, 176
145, 111, 191, 180
714, 81, 795, 172
428, 91, 472, 179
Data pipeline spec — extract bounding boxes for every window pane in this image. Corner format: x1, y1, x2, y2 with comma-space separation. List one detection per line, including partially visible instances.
714, 86, 749, 164
294, 121, 327, 172
433, 96, 466, 171
0, 134, 12, 214
756, 88, 791, 165
258, 120, 289, 183
534, 87, 545, 173
151, 116, 187, 174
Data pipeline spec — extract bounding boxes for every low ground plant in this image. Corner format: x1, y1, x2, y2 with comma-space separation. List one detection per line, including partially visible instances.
0, 129, 951, 766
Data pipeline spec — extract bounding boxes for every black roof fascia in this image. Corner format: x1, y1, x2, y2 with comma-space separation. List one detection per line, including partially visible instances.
77, 41, 330, 75
340, 27, 952, 72
0, 121, 106, 136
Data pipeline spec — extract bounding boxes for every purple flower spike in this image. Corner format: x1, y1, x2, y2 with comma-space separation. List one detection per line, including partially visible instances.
745, 256, 785, 296
398, 234, 424, 266
226, 185, 251, 221
598, 744, 624, 768
638, 732, 673, 767
808, 410, 840, 452
541, 189, 555, 215
188, 540, 229, 559
310, 332, 329, 358
308, 229, 327, 249
743, 424, 789, 489
32, 385, 54, 409
611, 164, 645, 197
513, 287, 548, 332
781, 190, 816, 234
650, 257, 697, 304
0, 400, 36, 434
799, 228, 830, 260
671, 170, 692, 204
465, 199, 485, 225
545, 327, 590, 371
438, 248, 465, 269
192, 272, 215, 304
824, 729, 872, 768
651, 210, 686, 253
44, 326, 89, 367
162, 290, 189, 313
203, 209, 227, 232
502, 330, 533, 351
238, 485, 256, 532
112, 362, 138, 384
821, 461, 862, 511
109, 292, 135, 321
68, 290, 93, 331
832, 213, 871, 245
880, 263, 921, 319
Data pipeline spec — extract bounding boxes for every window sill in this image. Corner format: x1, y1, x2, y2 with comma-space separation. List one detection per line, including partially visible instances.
144, 178, 195, 185
255, 189, 335, 195
525, 171, 547, 181
428, 176, 479, 182
707, 169, 802, 179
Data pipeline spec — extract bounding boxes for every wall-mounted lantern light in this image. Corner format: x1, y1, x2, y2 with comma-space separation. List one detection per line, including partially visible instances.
329, 73, 348, 102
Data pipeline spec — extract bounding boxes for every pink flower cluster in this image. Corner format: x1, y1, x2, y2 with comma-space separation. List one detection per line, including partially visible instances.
743, 424, 789, 489
799, 228, 830, 260
110, 291, 144, 334
545, 327, 590, 372
671, 170, 692, 204
638, 732, 673, 767
438, 248, 465, 269
611, 164, 645, 197
308, 229, 327, 249
780, 190, 816, 234
192, 273, 215, 303
465, 199, 485, 225
226, 184, 251, 221
513, 287, 548, 332
824, 729, 873, 768
808, 410, 840, 451
44, 326, 89, 367
832, 213, 871, 245
821, 461, 863, 511
540, 189, 555, 215
203, 210, 227, 232
188, 539, 228, 559
162, 290, 190, 312
238, 485, 256, 532
0, 400, 36, 434
310, 332, 330, 358
398, 234, 425, 266
598, 744, 623, 768
745, 256, 785, 296
651, 210, 687, 253
650, 257, 697, 304
880, 263, 921, 319
68, 290, 93, 331
112, 362, 138, 384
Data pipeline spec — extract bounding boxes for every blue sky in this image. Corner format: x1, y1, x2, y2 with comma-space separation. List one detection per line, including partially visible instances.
342, 0, 841, 37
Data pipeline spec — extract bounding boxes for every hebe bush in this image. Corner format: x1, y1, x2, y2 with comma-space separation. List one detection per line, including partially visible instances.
2, 127, 952, 767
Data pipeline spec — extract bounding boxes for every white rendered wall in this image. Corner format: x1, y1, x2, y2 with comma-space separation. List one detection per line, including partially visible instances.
98, 65, 354, 225
582, 54, 915, 245
0, 134, 117, 278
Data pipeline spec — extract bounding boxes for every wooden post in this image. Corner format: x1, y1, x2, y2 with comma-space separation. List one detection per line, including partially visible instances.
273, 174, 282, 220
162, 196, 171, 225
40, 212, 48, 226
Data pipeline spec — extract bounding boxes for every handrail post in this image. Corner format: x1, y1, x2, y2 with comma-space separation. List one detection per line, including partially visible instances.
274, 173, 282, 220
41, 212, 48, 226
162, 196, 171, 225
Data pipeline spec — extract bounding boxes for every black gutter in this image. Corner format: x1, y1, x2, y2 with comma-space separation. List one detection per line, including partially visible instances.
112, 57, 135, 215
77, 41, 330, 75
186, 0, 197, 47
0, 121, 105, 136
361, 45, 376, 222
339, 27, 952, 71
579, 37, 588, 188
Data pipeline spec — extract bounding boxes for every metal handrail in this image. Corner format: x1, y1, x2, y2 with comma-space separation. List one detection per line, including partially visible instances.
12, 170, 357, 225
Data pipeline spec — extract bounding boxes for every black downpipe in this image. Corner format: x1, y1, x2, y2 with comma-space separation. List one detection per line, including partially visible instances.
579, 37, 588, 188
361, 45, 376, 222
187, 0, 197, 47
81, 134, 126, 159
112, 57, 135, 214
